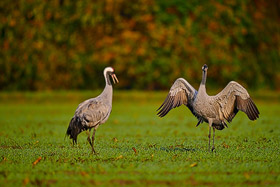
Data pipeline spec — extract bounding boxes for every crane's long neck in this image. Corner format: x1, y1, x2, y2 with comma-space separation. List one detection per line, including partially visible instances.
101, 72, 113, 104
198, 70, 207, 94
105, 73, 113, 86
201, 70, 207, 86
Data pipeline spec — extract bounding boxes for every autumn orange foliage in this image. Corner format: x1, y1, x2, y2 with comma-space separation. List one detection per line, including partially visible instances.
0, 0, 279, 90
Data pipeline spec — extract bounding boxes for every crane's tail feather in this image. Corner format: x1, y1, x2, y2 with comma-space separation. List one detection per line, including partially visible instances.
66, 117, 83, 145
196, 118, 203, 127
213, 123, 225, 130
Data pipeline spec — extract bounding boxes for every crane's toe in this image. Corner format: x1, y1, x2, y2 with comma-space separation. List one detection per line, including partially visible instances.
92, 149, 98, 155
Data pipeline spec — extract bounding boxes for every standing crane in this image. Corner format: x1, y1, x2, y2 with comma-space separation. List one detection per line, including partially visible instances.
157, 64, 259, 151
66, 67, 119, 153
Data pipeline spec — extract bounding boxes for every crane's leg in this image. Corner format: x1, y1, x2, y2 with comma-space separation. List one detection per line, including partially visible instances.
208, 126, 211, 152
91, 128, 97, 154
212, 127, 215, 152
208, 120, 213, 152
86, 130, 93, 147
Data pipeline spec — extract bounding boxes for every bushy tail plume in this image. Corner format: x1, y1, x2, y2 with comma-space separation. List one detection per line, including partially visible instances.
66, 116, 83, 144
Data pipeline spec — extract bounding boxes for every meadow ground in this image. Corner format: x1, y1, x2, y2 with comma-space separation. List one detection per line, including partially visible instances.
0, 91, 279, 186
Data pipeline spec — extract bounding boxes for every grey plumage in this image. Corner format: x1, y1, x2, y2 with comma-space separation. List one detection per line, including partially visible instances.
66, 67, 119, 153
157, 64, 259, 151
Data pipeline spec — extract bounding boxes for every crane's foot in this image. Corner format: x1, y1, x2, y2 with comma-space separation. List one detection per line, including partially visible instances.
92, 151, 99, 155
211, 146, 215, 152
91, 147, 99, 155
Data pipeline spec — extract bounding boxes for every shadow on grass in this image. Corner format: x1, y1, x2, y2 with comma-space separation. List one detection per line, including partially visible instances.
158, 147, 197, 152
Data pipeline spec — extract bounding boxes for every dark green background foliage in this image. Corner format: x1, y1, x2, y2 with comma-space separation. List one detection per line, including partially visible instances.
1, 0, 279, 90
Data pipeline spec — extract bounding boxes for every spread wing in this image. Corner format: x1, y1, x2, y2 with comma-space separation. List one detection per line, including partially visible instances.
214, 81, 259, 122
157, 78, 198, 118
74, 98, 111, 127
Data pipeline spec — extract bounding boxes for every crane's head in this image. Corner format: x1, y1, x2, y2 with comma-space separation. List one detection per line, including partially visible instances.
202, 64, 208, 72
104, 67, 119, 84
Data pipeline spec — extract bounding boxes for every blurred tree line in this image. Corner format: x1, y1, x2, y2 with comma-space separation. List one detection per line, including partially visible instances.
0, 0, 279, 91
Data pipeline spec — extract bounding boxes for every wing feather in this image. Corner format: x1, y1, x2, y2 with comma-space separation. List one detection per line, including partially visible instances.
157, 78, 197, 118
74, 99, 111, 127
215, 81, 259, 123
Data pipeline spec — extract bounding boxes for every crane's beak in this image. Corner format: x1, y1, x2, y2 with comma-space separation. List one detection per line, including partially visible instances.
111, 73, 119, 84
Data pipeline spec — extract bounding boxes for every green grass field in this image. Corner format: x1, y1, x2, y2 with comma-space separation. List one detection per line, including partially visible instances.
0, 91, 279, 186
